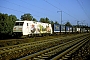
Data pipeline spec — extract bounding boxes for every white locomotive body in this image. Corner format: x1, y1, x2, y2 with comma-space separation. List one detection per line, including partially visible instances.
13, 21, 52, 37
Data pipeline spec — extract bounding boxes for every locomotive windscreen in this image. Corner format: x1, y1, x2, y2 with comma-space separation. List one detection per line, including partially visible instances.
15, 22, 24, 26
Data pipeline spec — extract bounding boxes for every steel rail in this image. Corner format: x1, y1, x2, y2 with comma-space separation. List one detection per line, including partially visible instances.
52, 38, 88, 60
0, 33, 87, 52
0, 33, 89, 60
17, 35, 89, 60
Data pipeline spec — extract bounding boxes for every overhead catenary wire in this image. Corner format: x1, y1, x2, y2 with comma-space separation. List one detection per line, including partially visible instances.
0, 5, 25, 13
55, 0, 78, 20
3, 0, 41, 18
1, 0, 79, 22
77, 0, 90, 20
3, 0, 58, 21
1, 0, 89, 26
55, 0, 70, 12
19, 0, 54, 13
56, 0, 89, 26
43, 0, 61, 10
19, 0, 59, 21
0, 5, 40, 18
4, 0, 41, 14
43, 0, 79, 20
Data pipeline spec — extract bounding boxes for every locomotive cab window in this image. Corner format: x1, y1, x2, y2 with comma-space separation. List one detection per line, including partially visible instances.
15, 22, 24, 26
20, 22, 24, 26
27, 23, 28, 26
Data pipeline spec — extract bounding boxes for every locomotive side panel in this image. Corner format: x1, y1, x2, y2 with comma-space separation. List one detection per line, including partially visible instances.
13, 21, 53, 37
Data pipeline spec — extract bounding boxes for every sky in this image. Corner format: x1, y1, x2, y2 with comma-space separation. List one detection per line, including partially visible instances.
0, 0, 90, 26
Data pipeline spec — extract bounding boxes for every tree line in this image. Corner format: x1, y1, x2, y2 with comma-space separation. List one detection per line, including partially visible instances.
0, 13, 72, 39
0, 13, 17, 39
20, 13, 58, 25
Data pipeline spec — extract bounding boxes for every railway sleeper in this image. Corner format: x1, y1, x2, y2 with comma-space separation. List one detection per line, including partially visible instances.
0, 34, 89, 60
52, 39, 88, 60
16, 35, 88, 59
0, 33, 86, 51
70, 39, 88, 59
73, 39, 90, 60
0, 34, 86, 52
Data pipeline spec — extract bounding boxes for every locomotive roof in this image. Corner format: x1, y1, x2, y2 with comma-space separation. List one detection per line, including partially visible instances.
15, 20, 50, 24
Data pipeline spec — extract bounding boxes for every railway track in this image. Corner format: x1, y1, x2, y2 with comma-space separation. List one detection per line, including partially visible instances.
18, 34, 89, 60
0, 33, 86, 51
0, 33, 89, 60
